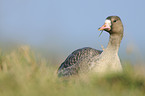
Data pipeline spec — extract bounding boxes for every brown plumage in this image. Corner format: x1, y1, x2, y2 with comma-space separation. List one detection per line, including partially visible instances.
58, 16, 124, 77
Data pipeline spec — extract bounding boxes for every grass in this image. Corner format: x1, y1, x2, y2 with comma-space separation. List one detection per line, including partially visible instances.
0, 45, 145, 96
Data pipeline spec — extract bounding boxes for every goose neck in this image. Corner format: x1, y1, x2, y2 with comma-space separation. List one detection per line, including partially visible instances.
106, 33, 123, 53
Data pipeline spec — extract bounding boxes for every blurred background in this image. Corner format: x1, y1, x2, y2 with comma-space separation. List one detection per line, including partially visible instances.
0, 0, 145, 65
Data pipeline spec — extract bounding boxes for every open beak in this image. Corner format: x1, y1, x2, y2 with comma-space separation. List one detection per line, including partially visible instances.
98, 20, 111, 31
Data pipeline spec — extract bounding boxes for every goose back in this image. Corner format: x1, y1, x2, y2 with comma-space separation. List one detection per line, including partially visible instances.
58, 47, 102, 77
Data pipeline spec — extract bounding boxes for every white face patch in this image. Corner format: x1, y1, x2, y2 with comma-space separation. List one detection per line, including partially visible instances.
105, 19, 111, 27
98, 19, 111, 31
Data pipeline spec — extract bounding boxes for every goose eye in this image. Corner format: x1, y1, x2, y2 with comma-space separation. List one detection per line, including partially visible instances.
113, 20, 117, 22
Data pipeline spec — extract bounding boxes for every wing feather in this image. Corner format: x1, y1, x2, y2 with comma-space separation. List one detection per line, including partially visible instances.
57, 47, 102, 77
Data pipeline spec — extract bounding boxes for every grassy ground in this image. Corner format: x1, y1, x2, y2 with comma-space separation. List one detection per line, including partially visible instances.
0, 46, 145, 96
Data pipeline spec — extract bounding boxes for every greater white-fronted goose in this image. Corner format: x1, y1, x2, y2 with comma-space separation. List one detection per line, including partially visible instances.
57, 16, 124, 77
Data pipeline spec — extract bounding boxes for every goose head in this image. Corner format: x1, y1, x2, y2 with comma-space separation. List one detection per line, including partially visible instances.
99, 16, 124, 36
